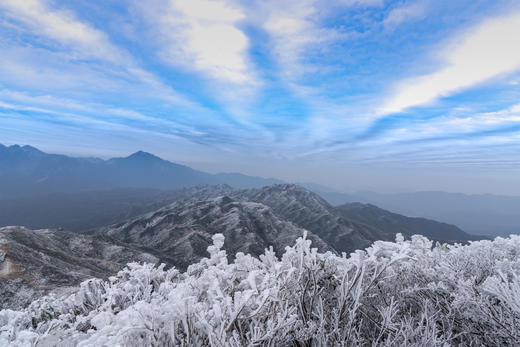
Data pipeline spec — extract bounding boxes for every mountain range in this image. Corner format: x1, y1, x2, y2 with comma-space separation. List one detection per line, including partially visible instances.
0, 144, 282, 198
0, 183, 481, 309
337, 202, 481, 242
319, 190, 520, 237
2, 144, 518, 238
0, 143, 510, 310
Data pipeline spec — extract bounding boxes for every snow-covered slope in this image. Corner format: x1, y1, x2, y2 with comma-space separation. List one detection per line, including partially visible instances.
237, 184, 392, 253
0, 226, 159, 309
100, 195, 333, 270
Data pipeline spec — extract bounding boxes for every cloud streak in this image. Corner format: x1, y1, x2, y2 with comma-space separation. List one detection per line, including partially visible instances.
383, 1, 427, 28
0, 0, 200, 109
380, 10, 520, 116
0, 0, 127, 63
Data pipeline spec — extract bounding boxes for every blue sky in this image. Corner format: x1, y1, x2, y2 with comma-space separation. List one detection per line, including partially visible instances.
1, 0, 520, 193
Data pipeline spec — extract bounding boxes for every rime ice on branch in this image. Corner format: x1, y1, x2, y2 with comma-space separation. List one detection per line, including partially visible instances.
1, 233, 520, 346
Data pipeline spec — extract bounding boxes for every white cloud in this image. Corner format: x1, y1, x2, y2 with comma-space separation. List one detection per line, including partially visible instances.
262, 0, 383, 78
259, 0, 384, 143
262, 0, 345, 80
296, 101, 520, 158
383, 1, 427, 28
508, 103, 520, 113
0, 0, 125, 63
391, 103, 520, 140
0, 0, 200, 109
151, 0, 252, 84
0, 95, 216, 144
379, 11, 520, 116
0, 88, 211, 138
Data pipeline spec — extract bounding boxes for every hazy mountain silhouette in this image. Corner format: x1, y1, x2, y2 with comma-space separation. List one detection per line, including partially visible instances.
2, 144, 517, 238
316, 190, 520, 237
336, 202, 482, 243
0, 144, 281, 198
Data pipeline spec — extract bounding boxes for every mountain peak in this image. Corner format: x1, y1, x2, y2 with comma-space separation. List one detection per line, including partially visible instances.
20, 145, 42, 153
237, 183, 388, 254
126, 150, 163, 161
0, 144, 44, 157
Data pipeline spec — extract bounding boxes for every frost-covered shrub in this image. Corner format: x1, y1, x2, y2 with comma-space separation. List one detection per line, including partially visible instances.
1, 233, 520, 346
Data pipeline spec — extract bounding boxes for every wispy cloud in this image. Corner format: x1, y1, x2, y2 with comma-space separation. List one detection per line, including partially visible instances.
383, 1, 427, 28
396, 103, 520, 139
257, 0, 384, 143
297, 99, 520, 159
261, 0, 369, 81
0, 97, 239, 148
0, 0, 199, 109
379, 10, 520, 116
0, 0, 127, 63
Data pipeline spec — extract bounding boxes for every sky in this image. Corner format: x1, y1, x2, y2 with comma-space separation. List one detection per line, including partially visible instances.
1, 0, 520, 194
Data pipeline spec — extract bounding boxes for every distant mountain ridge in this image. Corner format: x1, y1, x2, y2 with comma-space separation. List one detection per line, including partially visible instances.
336, 202, 480, 243
3, 143, 516, 239
0, 144, 282, 198
319, 189, 520, 237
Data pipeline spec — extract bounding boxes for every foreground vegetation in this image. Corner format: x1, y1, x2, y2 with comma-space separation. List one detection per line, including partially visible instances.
1, 232, 519, 346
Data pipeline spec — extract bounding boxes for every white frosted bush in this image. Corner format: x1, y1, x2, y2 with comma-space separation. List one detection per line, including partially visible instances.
1, 233, 520, 346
